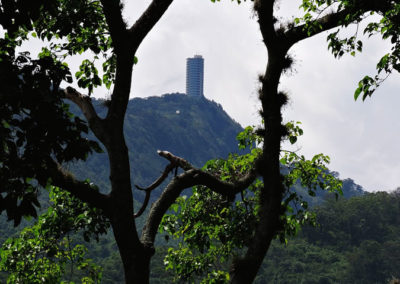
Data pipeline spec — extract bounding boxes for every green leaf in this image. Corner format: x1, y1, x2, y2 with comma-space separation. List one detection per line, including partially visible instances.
354, 86, 362, 100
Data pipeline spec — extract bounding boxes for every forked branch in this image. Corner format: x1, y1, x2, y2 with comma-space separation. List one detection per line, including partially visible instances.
141, 151, 258, 243
129, 0, 174, 49
134, 150, 191, 218
134, 161, 176, 218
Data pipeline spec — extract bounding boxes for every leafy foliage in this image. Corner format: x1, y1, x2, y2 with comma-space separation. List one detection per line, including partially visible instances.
1, 0, 397, 282
0, 93, 246, 282
259, 191, 400, 283
0, 186, 108, 283
159, 136, 262, 282
256, 239, 350, 284
0, 1, 112, 226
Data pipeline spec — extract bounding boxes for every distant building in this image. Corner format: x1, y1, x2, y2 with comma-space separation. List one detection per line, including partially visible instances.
186, 55, 204, 97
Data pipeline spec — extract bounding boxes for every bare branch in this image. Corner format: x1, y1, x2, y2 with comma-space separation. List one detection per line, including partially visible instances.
47, 159, 110, 213
134, 190, 151, 219
128, 0, 174, 49
158, 151, 258, 196
133, 151, 193, 218
135, 161, 176, 192
141, 170, 200, 244
134, 162, 176, 218
157, 150, 193, 170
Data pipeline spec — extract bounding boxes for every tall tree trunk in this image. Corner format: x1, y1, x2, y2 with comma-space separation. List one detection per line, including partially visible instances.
105, 114, 154, 283
230, 44, 288, 283
99, 52, 157, 283
111, 214, 153, 284
107, 138, 154, 283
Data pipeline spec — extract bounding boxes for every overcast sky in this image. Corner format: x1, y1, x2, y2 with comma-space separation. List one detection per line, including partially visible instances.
6, 0, 400, 192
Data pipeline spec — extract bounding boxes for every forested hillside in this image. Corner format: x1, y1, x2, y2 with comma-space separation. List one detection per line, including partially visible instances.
257, 190, 400, 283
4, 0, 400, 282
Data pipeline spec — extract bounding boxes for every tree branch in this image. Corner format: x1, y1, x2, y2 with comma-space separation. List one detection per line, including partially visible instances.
254, 0, 278, 48
157, 151, 257, 196
63, 87, 107, 143
141, 151, 258, 243
157, 150, 193, 170
63, 87, 99, 123
134, 162, 176, 218
128, 0, 174, 49
47, 159, 110, 213
284, 9, 351, 46
100, 0, 127, 52
133, 151, 193, 218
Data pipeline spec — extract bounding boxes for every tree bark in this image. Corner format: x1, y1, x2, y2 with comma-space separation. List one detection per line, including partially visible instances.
230, 47, 288, 284
230, 1, 289, 281
89, 0, 175, 282
104, 117, 156, 283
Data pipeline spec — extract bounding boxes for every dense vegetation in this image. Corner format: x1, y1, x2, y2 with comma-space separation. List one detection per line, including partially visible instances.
3, 188, 397, 283
258, 190, 400, 284
1, 90, 396, 283
5, 189, 393, 283
5, 189, 399, 283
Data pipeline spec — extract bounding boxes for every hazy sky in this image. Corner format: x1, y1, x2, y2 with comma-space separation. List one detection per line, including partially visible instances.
6, 0, 400, 192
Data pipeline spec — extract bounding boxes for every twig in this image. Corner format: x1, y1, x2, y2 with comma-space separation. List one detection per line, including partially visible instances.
134, 162, 175, 218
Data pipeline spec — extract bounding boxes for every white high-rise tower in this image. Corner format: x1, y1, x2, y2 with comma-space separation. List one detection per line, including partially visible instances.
186, 55, 204, 97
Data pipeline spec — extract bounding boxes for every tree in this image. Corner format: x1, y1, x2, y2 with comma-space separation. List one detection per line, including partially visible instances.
223, 0, 400, 281
1, 1, 178, 282
1, 0, 399, 283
